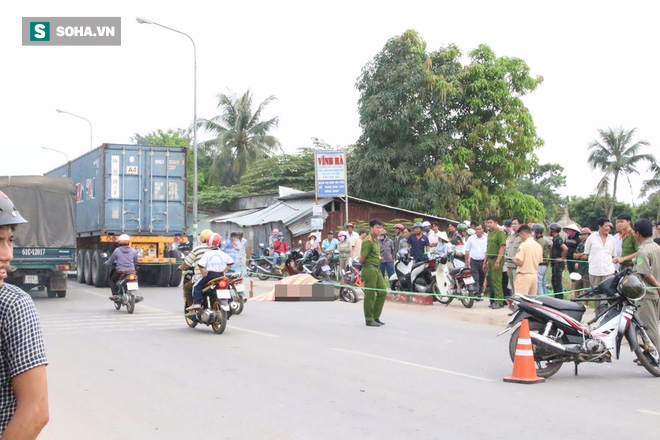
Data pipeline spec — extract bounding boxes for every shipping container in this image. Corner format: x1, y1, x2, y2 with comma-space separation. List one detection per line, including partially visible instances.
45, 143, 188, 288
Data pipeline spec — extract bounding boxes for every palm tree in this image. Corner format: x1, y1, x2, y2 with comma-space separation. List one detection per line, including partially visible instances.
587, 127, 654, 219
198, 90, 281, 186
641, 163, 660, 197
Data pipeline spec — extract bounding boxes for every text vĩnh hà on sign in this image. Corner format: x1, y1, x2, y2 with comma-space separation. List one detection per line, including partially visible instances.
315, 150, 347, 198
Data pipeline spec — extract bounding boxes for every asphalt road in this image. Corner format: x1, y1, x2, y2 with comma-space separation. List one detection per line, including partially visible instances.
29, 279, 660, 440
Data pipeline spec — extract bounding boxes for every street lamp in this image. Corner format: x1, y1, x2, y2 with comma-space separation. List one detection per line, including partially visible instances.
56, 109, 93, 150
136, 16, 199, 246
41, 146, 69, 163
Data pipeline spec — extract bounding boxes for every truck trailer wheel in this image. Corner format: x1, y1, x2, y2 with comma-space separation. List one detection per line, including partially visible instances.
84, 250, 94, 285
157, 265, 172, 287
91, 250, 109, 287
77, 250, 86, 284
55, 291, 66, 298
47, 290, 57, 298
167, 251, 183, 287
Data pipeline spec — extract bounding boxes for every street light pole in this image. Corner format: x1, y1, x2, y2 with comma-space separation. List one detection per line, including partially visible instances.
56, 109, 93, 150
41, 146, 69, 163
136, 17, 199, 246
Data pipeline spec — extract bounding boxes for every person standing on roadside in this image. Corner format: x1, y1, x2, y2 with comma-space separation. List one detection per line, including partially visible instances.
465, 223, 487, 298
0, 192, 49, 438
513, 225, 543, 295
337, 231, 352, 275
632, 219, 660, 350
378, 229, 395, 280
484, 216, 507, 309
571, 228, 592, 294
427, 221, 441, 248
360, 219, 388, 327
394, 224, 407, 251
407, 222, 430, 261
612, 213, 639, 268
531, 224, 550, 295
505, 218, 523, 293
563, 224, 582, 276
548, 222, 568, 299
584, 217, 617, 314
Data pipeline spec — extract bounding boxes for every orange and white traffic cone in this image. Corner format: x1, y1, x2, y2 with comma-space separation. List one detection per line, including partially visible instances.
503, 319, 545, 384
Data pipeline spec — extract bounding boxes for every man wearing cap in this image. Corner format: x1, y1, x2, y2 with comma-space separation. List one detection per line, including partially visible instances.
360, 219, 388, 327
572, 228, 592, 294
632, 219, 660, 350
0, 191, 49, 438
613, 213, 639, 268
465, 223, 487, 297
345, 223, 360, 246
513, 225, 543, 295
505, 218, 523, 292
407, 222, 430, 261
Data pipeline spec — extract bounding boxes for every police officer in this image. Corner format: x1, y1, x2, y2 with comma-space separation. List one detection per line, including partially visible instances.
549, 222, 568, 299
360, 219, 388, 327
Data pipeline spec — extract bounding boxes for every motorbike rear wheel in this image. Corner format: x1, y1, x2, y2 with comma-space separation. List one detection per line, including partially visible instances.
126, 292, 136, 314
632, 324, 660, 377
432, 281, 453, 305
339, 287, 361, 303
230, 288, 245, 315
211, 300, 228, 334
508, 320, 563, 378
184, 301, 197, 328
459, 286, 474, 309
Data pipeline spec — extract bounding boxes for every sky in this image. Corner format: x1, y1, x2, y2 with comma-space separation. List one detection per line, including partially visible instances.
3, 0, 658, 208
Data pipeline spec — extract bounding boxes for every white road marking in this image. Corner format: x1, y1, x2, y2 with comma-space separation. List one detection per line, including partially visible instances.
635, 409, 660, 416
332, 348, 495, 382
230, 326, 278, 337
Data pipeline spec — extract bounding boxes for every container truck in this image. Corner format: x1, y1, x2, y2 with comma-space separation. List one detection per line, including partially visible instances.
45, 143, 188, 288
0, 176, 77, 297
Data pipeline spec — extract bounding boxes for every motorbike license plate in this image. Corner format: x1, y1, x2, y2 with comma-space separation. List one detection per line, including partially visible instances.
321, 265, 331, 272
235, 284, 245, 292
126, 282, 139, 290
24, 275, 39, 284
464, 276, 475, 284
217, 290, 232, 299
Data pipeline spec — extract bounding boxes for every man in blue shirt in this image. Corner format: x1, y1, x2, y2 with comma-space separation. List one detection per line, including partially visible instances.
321, 231, 339, 255
407, 222, 430, 261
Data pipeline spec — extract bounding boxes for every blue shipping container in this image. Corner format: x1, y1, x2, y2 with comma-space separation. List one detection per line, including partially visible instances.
45, 144, 187, 236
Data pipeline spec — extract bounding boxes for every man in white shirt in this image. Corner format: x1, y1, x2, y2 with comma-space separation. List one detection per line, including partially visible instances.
583, 217, 617, 314
188, 233, 234, 311
465, 223, 487, 297
427, 221, 441, 248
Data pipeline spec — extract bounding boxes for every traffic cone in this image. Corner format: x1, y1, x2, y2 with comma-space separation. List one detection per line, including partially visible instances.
503, 319, 545, 384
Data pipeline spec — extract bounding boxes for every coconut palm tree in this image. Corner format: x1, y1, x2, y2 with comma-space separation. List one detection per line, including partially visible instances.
587, 127, 654, 219
641, 163, 660, 197
198, 90, 281, 186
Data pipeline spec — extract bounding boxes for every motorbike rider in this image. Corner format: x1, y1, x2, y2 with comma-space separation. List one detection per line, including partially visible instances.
187, 233, 234, 312
451, 223, 468, 268
104, 234, 138, 301
178, 229, 213, 306
272, 232, 289, 266
268, 228, 280, 254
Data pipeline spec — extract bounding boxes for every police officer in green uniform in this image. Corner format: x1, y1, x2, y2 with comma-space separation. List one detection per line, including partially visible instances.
632, 219, 660, 350
613, 213, 639, 268
360, 218, 388, 327
483, 216, 507, 308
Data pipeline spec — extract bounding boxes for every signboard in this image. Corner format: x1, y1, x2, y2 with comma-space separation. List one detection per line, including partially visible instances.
315, 150, 347, 197
311, 217, 324, 230
312, 205, 323, 217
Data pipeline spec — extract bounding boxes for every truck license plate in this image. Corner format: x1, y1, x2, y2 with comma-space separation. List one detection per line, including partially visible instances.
127, 282, 139, 290
464, 276, 475, 284
24, 275, 39, 284
217, 290, 232, 299
235, 284, 245, 292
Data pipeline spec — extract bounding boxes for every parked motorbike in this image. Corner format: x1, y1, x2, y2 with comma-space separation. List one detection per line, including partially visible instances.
184, 275, 235, 334
338, 257, 362, 303
301, 248, 333, 281
111, 269, 142, 314
249, 243, 287, 280
283, 246, 305, 276
389, 249, 439, 295
499, 268, 660, 378
434, 251, 478, 308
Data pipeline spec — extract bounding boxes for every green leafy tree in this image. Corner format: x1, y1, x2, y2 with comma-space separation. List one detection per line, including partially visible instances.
514, 163, 567, 221
641, 163, 660, 198
351, 30, 544, 220
587, 127, 655, 219
197, 90, 281, 187
566, 195, 633, 230
239, 148, 316, 194
636, 192, 660, 222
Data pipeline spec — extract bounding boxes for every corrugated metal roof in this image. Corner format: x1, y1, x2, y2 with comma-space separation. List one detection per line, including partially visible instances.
209, 209, 262, 223
211, 198, 333, 227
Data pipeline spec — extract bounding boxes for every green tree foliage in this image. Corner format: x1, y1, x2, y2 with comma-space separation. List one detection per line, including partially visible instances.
641, 163, 660, 198
352, 30, 545, 221
197, 90, 281, 187
514, 163, 567, 221
636, 192, 660, 222
566, 195, 634, 230
587, 127, 655, 219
